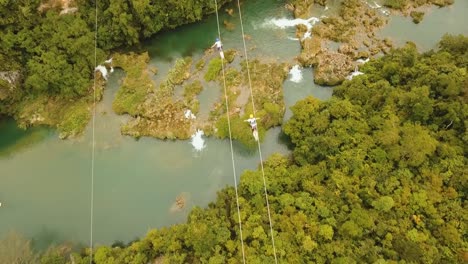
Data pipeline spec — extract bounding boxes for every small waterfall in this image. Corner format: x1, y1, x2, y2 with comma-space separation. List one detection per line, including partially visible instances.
289, 65, 303, 83
191, 130, 206, 152
346, 66, 364, 80
95, 65, 108, 80
356, 58, 370, 64
95, 57, 114, 80
184, 109, 196, 119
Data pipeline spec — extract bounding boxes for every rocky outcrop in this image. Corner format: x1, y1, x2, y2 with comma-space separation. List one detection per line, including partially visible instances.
314, 51, 354, 86
288, 0, 390, 86
0, 71, 21, 102
297, 37, 322, 66
0, 71, 20, 86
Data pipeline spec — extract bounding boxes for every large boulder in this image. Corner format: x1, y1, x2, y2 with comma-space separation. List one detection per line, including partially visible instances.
314, 51, 354, 86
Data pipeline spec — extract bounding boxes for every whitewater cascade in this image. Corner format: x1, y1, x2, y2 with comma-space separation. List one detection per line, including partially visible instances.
95, 65, 108, 80
346, 66, 364, 80
94, 57, 115, 80
356, 58, 370, 64
289, 65, 303, 83
262, 16, 320, 40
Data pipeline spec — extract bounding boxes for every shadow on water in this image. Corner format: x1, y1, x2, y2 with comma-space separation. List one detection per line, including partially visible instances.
111, 237, 141, 248
277, 129, 294, 150
231, 139, 257, 157
143, 17, 217, 61
30, 227, 65, 252
0, 118, 51, 158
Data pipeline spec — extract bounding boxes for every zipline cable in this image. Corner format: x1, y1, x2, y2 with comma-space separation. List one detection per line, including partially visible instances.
214, 0, 246, 262
235, 0, 278, 262
89, 0, 98, 263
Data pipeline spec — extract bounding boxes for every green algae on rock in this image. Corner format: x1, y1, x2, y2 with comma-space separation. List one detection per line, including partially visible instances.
211, 60, 289, 147
112, 52, 153, 116
410, 11, 425, 24
111, 48, 288, 147
112, 53, 199, 140
204, 58, 223, 82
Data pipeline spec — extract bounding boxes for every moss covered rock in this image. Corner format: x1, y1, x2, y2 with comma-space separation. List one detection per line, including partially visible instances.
410, 11, 425, 24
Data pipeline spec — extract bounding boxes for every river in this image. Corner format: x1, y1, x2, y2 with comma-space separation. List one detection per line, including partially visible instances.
0, 0, 466, 249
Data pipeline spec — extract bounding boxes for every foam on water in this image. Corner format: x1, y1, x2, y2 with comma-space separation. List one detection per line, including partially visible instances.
191, 130, 206, 152
289, 65, 303, 83
264, 17, 320, 30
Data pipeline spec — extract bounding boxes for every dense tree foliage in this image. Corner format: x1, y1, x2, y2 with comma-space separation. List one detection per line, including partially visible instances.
1, 1, 102, 99
35, 35, 465, 264
0, 0, 232, 118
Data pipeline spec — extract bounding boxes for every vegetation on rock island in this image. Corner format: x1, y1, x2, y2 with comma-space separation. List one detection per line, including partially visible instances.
110, 47, 288, 148
210, 59, 289, 148
113, 53, 196, 140
5, 34, 465, 264
383, 0, 454, 10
